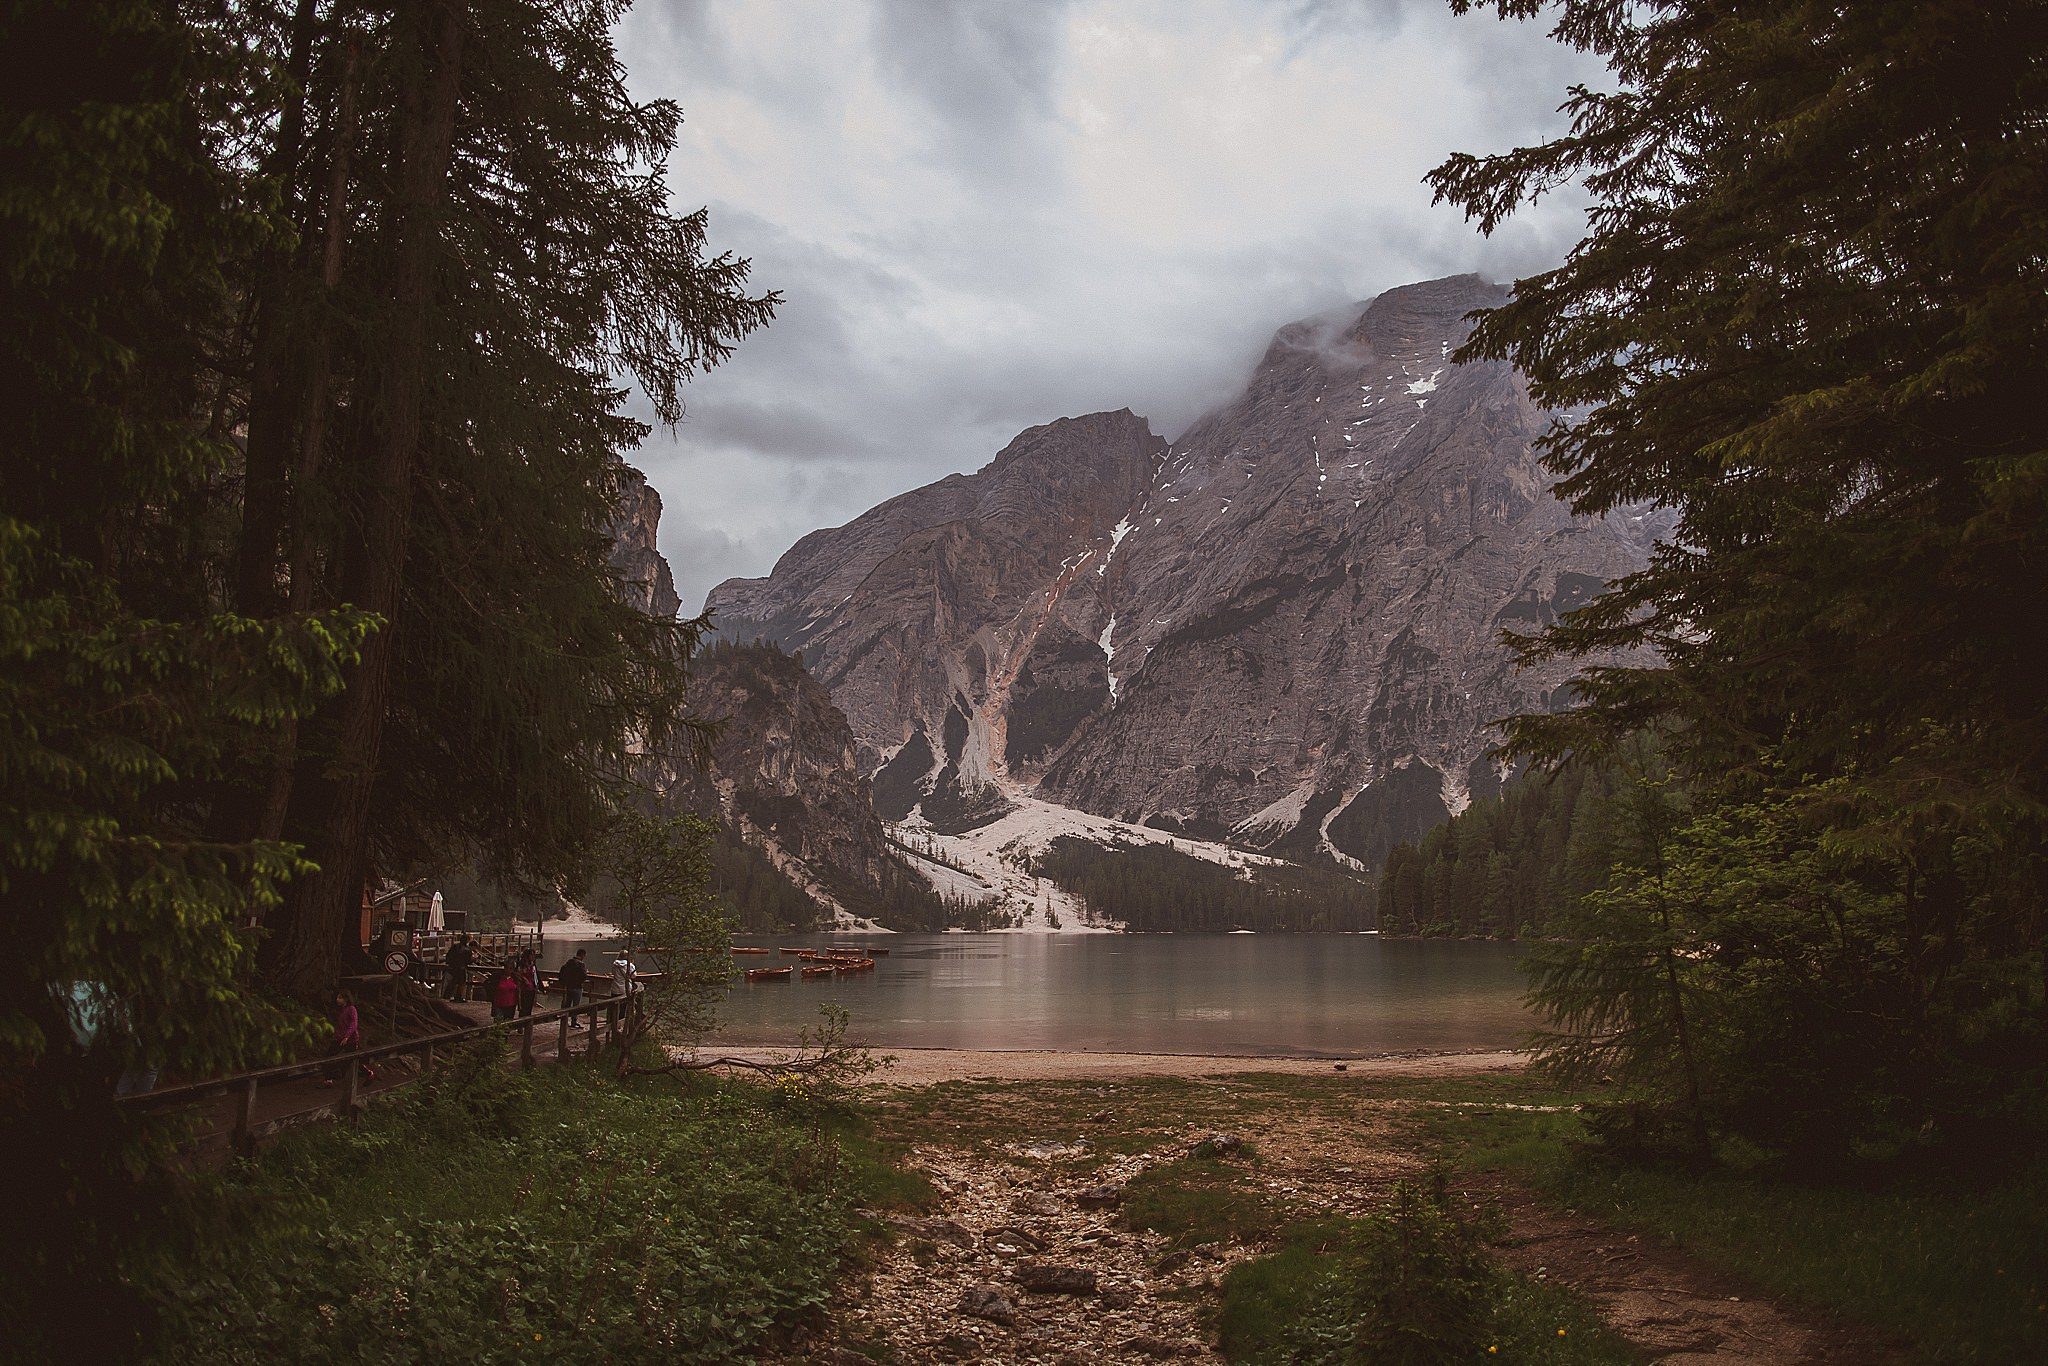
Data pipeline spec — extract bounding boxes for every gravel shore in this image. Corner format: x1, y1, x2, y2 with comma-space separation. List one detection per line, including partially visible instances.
701, 1044, 1527, 1086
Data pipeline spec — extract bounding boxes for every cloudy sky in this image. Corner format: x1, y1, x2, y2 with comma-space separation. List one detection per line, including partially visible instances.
615, 0, 1600, 611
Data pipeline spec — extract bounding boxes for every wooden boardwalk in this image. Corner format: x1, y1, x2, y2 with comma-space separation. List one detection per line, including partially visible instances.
119, 990, 628, 1162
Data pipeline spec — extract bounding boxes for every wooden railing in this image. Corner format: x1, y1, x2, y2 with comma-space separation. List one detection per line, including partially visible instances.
115, 992, 631, 1157
410, 927, 542, 961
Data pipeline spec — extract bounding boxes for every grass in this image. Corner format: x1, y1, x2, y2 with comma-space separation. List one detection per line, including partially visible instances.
138, 1041, 927, 1363
1418, 1075, 2048, 1364
1121, 1146, 1282, 1249
1215, 1205, 1634, 1364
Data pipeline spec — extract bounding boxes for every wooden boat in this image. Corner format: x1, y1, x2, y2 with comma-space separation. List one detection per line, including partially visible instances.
800, 965, 834, 979
832, 958, 877, 974
732, 946, 772, 955
779, 947, 807, 956
744, 966, 792, 981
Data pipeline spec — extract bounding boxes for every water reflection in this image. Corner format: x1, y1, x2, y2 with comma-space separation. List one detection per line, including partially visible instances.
641, 934, 1537, 1056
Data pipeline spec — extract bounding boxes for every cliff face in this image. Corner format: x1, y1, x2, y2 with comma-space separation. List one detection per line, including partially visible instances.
707, 409, 1166, 829
707, 276, 1671, 870
607, 465, 682, 619
667, 642, 937, 928
607, 463, 927, 928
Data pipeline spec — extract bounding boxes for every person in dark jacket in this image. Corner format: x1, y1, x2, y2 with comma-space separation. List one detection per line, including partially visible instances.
514, 949, 539, 1017
444, 935, 474, 1002
558, 948, 590, 1026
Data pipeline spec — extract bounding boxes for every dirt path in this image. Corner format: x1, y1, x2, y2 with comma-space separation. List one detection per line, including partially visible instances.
1469, 1175, 1892, 1364
793, 1056, 1879, 1365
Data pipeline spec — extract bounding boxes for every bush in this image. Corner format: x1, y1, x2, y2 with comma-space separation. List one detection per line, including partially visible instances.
143, 1056, 905, 1362
1218, 1179, 1625, 1365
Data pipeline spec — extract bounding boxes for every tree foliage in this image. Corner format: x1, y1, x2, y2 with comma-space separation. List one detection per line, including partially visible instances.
0, 0, 366, 1349
602, 808, 731, 1059
1433, 0, 2048, 1157
3, 0, 765, 1342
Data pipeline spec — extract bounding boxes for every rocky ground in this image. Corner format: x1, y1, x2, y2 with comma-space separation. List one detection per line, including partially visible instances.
788, 1057, 1884, 1365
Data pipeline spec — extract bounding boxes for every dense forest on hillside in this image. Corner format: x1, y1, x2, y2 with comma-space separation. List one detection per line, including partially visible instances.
1376, 764, 1623, 938
1031, 837, 1374, 933
707, 825, 991, 933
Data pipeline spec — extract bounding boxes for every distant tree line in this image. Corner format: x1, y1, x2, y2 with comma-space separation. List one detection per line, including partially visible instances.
1031, 837, 1374, 933
1375, 763, 1623, 938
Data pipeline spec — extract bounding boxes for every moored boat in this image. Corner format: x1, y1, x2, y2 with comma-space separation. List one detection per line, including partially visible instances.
800, 965, 834, 979
745, 965, 792, 981
732, 946, 772, 955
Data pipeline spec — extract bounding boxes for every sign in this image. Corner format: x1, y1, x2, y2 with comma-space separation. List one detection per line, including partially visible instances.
382, 949, 410, 976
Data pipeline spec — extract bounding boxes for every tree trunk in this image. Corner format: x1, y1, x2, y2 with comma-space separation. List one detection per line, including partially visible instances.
265, 1, 464, 998
256, 37, 362, 846
233, 0, 323, 619
1639, 786, 1711, 1157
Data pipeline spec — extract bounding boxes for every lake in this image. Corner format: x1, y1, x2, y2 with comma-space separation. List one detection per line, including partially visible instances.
647, 934, 1534, 1056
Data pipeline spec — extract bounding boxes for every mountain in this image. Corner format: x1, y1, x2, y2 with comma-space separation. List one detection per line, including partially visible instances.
607, 464, 682, 619
706, 275, 1670, 873
666, 641, 958, 931
607, 467, 957, 931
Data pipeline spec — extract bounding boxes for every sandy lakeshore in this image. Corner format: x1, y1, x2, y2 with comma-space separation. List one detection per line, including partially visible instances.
696, 1044, 1528, 1086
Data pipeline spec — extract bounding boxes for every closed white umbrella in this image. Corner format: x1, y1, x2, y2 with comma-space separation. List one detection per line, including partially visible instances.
427, 891, 446, 932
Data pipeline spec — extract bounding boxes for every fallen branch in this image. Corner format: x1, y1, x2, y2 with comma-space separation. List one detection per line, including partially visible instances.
629, 1048, 861, 1077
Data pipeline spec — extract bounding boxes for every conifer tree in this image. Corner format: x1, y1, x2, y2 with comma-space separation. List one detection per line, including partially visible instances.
1433, 0, 2048, 1149
203, 0, 776, 994
0, 0, 369, 1347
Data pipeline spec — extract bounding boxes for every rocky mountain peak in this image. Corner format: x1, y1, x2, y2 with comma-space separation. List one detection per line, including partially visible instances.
707, 274, 1667, 871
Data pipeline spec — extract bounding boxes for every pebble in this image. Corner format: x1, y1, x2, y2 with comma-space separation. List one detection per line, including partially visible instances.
958, 1283, 1020, 1327
1014, 1261, 1099, 1296
1076, 1181, 1126, 1209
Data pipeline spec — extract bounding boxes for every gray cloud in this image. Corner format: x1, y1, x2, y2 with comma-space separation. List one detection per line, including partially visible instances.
615, 0, 1600, 611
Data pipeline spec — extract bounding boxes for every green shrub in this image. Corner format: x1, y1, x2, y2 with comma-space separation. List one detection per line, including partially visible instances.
1218, 1181, 1627, 1365
143, 1060, 907, 1362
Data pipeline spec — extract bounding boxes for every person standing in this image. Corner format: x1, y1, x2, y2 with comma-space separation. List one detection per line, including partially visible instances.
323, 989, 375, 1085
488, 966, 519, 1023
444, 934, 473, 1002
558, 948, 589, 1025
514, 949, 539, 1018
611, 950, 636, 1000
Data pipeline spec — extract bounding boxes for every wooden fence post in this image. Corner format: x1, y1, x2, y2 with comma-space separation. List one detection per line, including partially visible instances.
556, 1013, 568, 1064
340, 1057, 360, 1113
519, 1019, 535, 1068
233, 1077, 259, 1157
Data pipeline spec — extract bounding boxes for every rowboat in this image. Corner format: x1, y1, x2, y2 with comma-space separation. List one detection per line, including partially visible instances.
732, 947, 772, 955
800, 965, 834, 979
832, 958, 877, 974
779, 948, 807, 956
745, 966, 792, 981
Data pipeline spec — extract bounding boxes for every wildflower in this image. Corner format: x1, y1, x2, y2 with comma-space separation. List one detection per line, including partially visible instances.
1558, 1328, 1568, 1336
